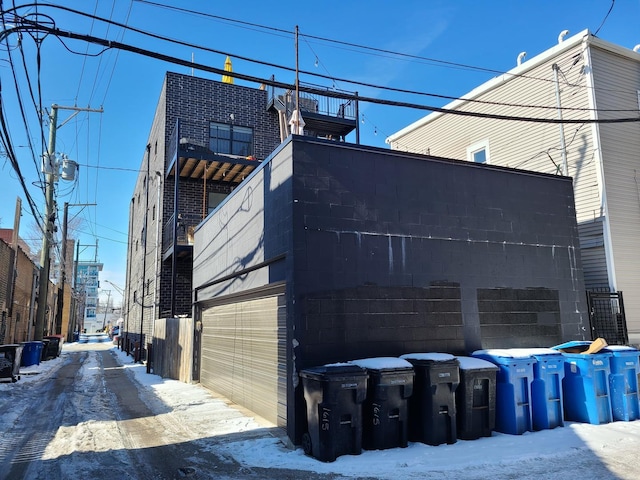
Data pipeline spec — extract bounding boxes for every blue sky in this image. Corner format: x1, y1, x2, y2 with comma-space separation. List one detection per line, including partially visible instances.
1, 0, 638, 307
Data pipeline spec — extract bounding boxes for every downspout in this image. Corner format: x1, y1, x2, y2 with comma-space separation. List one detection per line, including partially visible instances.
125, 196, 134, 341
139, 143, 151, 361
171, 121, 180, 318
153, 170, 162, 317
27, 267, 38, 340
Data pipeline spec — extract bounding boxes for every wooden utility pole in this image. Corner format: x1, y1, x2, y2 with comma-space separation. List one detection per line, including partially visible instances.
34, 104, 102, 340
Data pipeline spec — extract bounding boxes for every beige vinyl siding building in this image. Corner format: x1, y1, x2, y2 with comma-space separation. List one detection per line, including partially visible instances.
388, 30, 640, 345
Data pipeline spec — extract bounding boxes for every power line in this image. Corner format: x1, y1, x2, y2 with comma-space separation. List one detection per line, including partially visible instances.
594, 0, 615, 36
6, 15, 639, 125
8, 3, 640, 115
51, 29, 640, 123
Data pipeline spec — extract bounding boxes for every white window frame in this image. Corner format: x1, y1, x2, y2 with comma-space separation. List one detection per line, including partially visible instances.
466, 139, 491, 164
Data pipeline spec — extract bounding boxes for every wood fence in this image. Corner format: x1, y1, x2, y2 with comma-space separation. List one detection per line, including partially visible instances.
152, 317, 193, 382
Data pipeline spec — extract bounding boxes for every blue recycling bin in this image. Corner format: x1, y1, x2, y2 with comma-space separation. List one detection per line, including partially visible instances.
529, 348, 565, 430
472, 350, 535, 435
560, 351, 613, 424
20, 341, 44, 367
606, 346, 640, 422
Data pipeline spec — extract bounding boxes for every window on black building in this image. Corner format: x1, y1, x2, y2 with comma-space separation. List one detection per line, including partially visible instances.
209, 122, 253, 157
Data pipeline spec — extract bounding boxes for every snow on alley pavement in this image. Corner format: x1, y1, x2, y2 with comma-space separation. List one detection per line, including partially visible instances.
1, 341, 640, 479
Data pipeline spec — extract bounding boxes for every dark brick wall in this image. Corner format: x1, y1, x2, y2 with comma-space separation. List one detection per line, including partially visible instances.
159, 72, 281, 316
164, 72, 280, 162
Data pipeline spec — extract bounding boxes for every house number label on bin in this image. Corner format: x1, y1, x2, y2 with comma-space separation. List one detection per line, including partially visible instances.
321, 407, 331, 431
438, 372, 451, 378
372, 403, 381, 426
341, 382, 358, 388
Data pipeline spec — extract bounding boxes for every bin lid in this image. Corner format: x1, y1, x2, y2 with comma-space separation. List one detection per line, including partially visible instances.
400, 352, 458, 365
601, 345, 636, 351
473, 349, 535, 359
514, 348, 562, 358
350, 357, 413, 372
456, 356, 499, 371
299, 363, 368, 380
472, 349, 538, 365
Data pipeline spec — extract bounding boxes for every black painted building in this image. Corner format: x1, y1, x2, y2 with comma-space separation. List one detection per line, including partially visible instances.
192, 135, 588, 444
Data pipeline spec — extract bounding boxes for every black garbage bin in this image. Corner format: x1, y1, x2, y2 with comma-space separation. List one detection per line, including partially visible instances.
401, 353, 460, 446
455, 356, 498, 440
40, 339, 51, 361
299, 364, 368, 462
350, 357, 414, 450
44, 335, 63, 358
0, 344, 24, 383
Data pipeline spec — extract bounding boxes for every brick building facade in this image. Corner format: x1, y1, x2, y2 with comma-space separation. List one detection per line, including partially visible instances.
123, 72, 281, 353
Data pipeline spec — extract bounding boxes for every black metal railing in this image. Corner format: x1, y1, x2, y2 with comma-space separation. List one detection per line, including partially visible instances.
267, 82, 357, 120
162, 212, 204, 253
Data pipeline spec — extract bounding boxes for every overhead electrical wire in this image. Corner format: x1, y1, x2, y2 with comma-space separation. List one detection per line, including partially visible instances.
133, 0, 637, 96
6, 3, 640, 115
2, 15, 42, 190
594, 0, 615, 36
0, 94, 44, 232
0, 2, 638, 238
3, 15, 639, 125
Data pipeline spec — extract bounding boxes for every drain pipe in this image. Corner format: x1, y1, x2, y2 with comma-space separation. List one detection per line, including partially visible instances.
139, 143, 151, 362
153, 170, 162, 317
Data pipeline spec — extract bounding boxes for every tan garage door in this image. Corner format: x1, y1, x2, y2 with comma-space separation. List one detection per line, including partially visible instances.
200, 294, 286, 426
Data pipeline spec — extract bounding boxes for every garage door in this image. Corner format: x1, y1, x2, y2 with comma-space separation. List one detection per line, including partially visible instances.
200, 293, 286, 427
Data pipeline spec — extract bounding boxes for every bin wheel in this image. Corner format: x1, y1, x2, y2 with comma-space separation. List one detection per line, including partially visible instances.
301, 432, 312, 456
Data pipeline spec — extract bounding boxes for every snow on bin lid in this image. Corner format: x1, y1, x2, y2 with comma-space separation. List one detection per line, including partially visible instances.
400, 352, 455, 362
605, 345, 637, 351
473, 348, 556, 359
349, 357, 413, 370
456, 356, 499, 370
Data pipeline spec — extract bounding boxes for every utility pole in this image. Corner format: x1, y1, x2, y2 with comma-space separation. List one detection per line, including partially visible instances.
34, 104, 103, 341
101, 289, 111, 329
56, 202, 95, 337
34, 105, 58, 341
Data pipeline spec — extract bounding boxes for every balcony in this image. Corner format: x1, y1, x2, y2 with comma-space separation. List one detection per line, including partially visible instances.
162, 212, 201, 260
167, 119, 260, 187
267, 82, 358, 140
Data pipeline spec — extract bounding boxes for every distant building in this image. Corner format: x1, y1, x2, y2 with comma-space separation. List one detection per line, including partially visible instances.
76, 261, 103, 333
387, 30, 640, 345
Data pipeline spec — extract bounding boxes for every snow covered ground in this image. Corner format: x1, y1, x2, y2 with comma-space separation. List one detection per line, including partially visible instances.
2, 342, 640, 479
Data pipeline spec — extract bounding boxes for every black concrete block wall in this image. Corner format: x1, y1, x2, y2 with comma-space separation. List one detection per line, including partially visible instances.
290, 137, 588, 367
